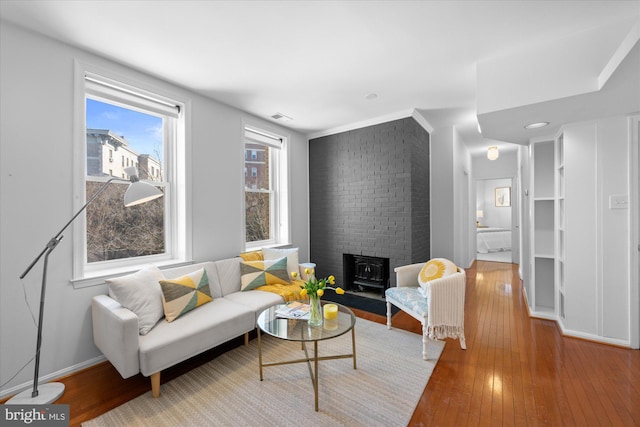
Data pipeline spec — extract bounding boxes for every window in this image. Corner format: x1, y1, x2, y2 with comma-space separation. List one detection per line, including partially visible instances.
243, 126, 289, 248
74, 67, 188, 282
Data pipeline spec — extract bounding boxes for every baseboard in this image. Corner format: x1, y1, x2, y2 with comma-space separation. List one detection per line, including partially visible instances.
519, 280, 630, 348
558, 325, 631, 348
0, 355, 106, 400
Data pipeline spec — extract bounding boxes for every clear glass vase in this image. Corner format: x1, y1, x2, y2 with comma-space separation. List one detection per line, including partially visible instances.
308, 293, 323, 327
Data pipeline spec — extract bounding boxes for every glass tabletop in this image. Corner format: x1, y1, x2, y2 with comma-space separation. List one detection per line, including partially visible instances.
257, 301, 356, 342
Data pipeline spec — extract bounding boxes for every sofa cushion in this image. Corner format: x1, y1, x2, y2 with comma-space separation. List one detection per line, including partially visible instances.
106, 265, 165, 335
224, 290, 285, 319
215, 257, 243, 296
159, 268, 213, 322
263, 247, 299, 278
240, 257, 290, 291
137, 298, 255, 376
418, 258, 457, 298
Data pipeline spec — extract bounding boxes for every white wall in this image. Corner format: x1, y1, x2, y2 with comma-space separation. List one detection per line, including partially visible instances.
476, 178, 512, 229
430, 126, 472, 267
557, 115, 633, 345
0, 22, 310, 396
430, 128, 455, 260
453, 129, 473, 268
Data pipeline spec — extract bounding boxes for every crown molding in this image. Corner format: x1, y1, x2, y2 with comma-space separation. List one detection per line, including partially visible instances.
307, 109, 434, 140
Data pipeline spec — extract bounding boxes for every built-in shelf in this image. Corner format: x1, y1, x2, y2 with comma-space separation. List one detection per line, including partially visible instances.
530, 139, 556, 315
555, 133, 565, 326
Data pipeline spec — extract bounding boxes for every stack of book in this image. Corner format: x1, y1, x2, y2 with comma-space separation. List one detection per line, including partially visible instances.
275, 301, 310, 320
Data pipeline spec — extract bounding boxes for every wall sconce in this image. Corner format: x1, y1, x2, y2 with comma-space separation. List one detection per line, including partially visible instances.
476, 210, 484, 226
487, 146, 499, 161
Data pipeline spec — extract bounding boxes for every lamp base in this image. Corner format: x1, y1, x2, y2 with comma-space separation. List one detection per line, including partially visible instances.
5, 382, 65, 405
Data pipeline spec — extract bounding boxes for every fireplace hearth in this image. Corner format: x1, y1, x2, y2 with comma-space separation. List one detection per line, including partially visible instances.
343, 254, 390, 295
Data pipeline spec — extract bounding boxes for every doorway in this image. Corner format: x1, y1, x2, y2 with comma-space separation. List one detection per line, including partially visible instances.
475, 178, 517, 263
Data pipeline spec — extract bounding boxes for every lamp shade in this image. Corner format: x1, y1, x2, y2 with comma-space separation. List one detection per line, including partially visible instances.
487, 146, 499, 160
124, 181, 163, 207
476, 210, 484, 219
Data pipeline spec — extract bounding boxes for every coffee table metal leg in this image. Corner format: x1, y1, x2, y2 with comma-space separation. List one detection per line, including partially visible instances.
352, 327, 357, 369
314, 340, 319, 412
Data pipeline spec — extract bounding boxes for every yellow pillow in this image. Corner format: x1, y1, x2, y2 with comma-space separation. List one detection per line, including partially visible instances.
239, 250, 264, 261
418, 258, 457, 286
159, 268, 212, 322
240, 257, 290, 291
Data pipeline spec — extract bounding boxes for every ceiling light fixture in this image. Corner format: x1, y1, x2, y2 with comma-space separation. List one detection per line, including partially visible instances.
524, 121, 549, 129
365, 93, 378, 100
487, 146, 499, 161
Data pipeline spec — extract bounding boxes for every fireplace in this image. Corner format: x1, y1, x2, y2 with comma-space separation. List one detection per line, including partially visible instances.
343, 254, 390, 295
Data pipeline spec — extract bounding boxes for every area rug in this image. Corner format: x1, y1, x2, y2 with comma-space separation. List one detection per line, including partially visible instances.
83, 319, 444, 427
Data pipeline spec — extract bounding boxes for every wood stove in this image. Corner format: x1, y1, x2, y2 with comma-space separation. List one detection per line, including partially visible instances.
343, 254, 390, 295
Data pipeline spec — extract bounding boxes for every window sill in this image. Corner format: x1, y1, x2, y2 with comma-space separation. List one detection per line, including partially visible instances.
71, 259, 194, 289
245, 242, 293, 252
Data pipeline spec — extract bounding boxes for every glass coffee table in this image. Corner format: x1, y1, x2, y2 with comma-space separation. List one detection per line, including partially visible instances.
256, 301, 357, 412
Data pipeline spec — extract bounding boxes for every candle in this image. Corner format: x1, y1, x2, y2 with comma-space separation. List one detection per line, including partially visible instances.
323, 303, 338, 320
323, 318, 338, 331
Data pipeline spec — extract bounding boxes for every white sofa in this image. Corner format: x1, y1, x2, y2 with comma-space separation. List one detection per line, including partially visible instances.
91, 256, 301, 397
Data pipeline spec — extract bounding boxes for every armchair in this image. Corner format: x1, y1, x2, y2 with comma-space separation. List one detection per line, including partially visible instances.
386, 261, 466, 360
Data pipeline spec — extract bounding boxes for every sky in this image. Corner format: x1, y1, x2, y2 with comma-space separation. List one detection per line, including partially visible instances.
86, 98, 163, 161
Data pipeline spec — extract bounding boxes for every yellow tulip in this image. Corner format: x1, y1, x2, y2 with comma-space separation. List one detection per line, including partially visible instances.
336, 287, 345, 295
300, 289, 308, 297
317, 289, 324, 297
304, 268, 311, 275
291, 271, 298, 278
328, 275, 335, 285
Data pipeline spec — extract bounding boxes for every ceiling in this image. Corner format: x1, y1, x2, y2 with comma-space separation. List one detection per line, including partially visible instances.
1, 1, 638, 156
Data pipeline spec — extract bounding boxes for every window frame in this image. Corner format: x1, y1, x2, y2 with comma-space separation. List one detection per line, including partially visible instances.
72, 62, 190, 286
242, 122, 290, 251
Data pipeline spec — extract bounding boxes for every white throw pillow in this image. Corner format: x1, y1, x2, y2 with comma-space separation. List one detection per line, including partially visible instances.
263, 247, 300, 278
106, 265, 165, 335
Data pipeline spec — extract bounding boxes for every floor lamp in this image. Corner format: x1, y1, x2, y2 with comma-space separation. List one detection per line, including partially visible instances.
6, 166, 163, 405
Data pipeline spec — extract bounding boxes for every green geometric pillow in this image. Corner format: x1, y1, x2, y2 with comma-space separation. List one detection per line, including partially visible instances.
159, 268, 212, 322
240, 257, 290, 291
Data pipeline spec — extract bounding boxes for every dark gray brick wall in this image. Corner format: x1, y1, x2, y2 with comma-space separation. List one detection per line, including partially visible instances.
309, 117, 430, 287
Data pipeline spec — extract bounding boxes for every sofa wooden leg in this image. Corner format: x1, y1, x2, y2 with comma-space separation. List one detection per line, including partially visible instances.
245, 332, 249, 346
151, 372, 161, 398
386, 302, 392, 329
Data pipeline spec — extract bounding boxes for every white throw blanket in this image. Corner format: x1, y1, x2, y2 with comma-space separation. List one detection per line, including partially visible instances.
427, 270, 466, 340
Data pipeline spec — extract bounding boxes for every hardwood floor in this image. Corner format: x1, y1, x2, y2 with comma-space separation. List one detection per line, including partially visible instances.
4, 260, 639, 426
407, 261, 640, 427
